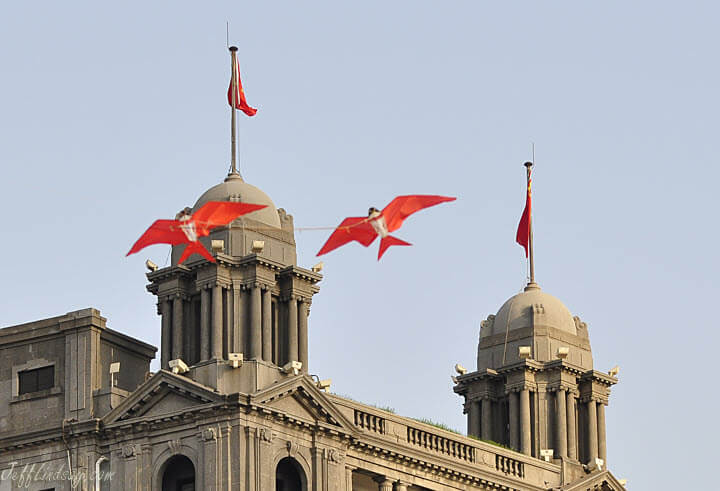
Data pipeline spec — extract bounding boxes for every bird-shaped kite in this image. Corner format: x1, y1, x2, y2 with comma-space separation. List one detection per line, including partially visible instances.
127, 201, 267, 264
317, 195, 456, 260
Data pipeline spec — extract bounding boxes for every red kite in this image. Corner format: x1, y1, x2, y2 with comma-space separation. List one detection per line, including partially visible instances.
127, 201, 267, 264
317, 195, 456, 260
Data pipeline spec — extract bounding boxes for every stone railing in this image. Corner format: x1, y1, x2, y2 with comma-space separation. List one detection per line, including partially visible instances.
406, 426, 475, 463
496, 454, 525, 478
354, 409, 385, 434
328, 394, 558, 487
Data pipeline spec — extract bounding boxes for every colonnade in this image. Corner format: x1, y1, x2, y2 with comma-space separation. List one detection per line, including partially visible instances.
465, 388, 607, 464
159, 283, 310, 371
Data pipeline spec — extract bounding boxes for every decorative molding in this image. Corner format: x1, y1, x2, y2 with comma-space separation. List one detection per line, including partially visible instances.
167, 439, 182, 455
480, 315, 495, 333
121, 444, 136, 458
286, 440, 297, 456
259, 428, 273, 443
327, 449, 344, 464
201, 427, 217, 442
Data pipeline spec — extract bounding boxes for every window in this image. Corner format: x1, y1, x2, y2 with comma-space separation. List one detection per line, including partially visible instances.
18, 366, 54, 395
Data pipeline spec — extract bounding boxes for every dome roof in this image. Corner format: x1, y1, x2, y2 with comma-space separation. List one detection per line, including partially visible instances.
193, 172, 281, 228
484, 283, 577, 338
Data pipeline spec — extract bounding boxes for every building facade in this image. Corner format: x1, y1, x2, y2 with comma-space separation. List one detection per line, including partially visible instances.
0, 170, 626, 490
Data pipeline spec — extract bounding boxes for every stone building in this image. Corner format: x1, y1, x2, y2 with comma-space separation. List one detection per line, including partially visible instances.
0, 170, 626, 490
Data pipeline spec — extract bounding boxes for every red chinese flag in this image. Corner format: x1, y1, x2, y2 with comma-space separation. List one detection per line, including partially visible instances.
516, 174, 531, 257
228, 58, 257, 117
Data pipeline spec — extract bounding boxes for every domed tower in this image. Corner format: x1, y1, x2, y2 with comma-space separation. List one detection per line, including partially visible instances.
146, 169, 321, 392
454, 163, 617, 471
454, 282, 617, 468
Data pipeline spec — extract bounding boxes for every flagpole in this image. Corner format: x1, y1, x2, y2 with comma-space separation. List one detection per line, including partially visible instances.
524, 160, 535, 286
229, 46, 239, 175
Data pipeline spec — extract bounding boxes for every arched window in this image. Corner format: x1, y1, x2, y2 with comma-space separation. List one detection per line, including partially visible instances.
276, 457, 305, 491
161, 455, 195, 491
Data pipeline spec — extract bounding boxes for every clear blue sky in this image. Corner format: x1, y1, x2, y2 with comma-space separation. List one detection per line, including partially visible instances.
1, 2, 717, 489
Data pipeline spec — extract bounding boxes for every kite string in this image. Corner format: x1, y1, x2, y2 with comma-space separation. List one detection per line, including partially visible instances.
183, 219, 372, 233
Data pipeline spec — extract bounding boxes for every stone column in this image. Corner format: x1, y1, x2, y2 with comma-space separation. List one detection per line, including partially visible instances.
287, 296, 298, 363
261, 288, 272, 361
508, 391, 519, 451
597, 402, 607, 463
344, 465, 356, 491
212, 284, 223, 359
567, 391, 578, 460
161, 300, 172, 369
232, 283, 242, 353
298, 299, 309, 372
200, 427, 219, 490
587, 399, 598, 462
224, 287, 233, 357
481, 397, 493, 440
467, 400, 481, 437
374, 476, 393, 491
122, 445, 139, 490
555, 388, 568, 458
200, 288, 210, 361
249, 285, 262, 359
172, 296, 183, 360
395, 480, 410, 491
520, 388, 532, 455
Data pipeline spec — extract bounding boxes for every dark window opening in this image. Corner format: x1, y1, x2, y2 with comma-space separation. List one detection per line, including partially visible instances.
19, 366, 54, 395
161, 455, 195, 491
276, 457, 304, 491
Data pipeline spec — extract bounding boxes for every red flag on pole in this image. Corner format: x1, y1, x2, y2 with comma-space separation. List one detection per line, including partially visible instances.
516, 171, 532, 257
227, 57, 257, 117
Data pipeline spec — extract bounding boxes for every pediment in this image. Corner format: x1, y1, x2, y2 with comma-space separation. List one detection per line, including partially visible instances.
561, 470, 626, 491
251, 376, 356, 434
104, 370, 224, 424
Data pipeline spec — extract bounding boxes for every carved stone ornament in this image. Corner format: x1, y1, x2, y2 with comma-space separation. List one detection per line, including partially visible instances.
121, 445, 136, 458
168, 439, 182, 455
327, 449, 344, 464
259, 428, 273, 443
201, 427, 217, 441
286, 440, 297, 456
480, 452, 494, 467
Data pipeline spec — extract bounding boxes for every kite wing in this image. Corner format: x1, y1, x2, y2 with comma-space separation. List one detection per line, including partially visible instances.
317, 216, 378, 256
381, 195, 456, 233
127, 219, 187, 256
192, 201, 268, 232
